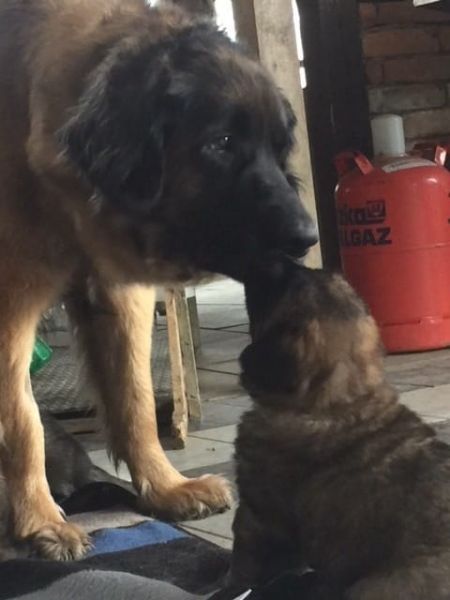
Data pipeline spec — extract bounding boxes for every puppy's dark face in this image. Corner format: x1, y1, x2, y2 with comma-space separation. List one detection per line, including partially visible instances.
240, 262, 383, 404
59, 21, 317, 280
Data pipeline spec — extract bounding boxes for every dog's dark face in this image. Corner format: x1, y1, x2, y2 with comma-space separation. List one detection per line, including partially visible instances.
59, 21, 317, 280
240, 261, 383, 403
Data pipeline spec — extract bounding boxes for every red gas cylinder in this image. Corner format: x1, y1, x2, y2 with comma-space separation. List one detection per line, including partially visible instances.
334, 147, 450, 353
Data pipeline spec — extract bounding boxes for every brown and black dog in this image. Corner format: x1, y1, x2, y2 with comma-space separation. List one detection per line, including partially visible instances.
0, 0, 317, 559
230, 259, 450, 599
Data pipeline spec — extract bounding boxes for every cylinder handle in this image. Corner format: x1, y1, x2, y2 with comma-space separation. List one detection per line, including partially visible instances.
334, 151, 374, 177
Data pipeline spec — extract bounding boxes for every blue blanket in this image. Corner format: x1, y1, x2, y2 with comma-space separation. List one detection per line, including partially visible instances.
0, 520, 229, 600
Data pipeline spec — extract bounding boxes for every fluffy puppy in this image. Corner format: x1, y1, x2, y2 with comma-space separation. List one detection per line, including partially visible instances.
230, 259, 450, 599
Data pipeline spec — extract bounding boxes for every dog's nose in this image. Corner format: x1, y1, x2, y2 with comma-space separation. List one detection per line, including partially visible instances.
283, 222, 319, 258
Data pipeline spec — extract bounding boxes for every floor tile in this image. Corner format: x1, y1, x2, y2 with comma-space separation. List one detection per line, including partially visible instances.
388, 362, 450, 388
181, 461, 236, 482
196, 279, 244, 306
190, 400, 248, 431
390, 382, 429, 394
384, 348, 450, 374
202, 360, 241, 375
199, 327, 248, 341
400, 384, 450, 419
199, 328, 248, 342
182, 527, 233, 550
196, 332, 249, 368
217, 395, 252, 409
166, 437, 235, 472
190, 425, 237, 443
198, 369, 241, 401
197, 306, 249, 330
222, 324, 250, 334
89, 435, 234, 476
387, 353, 450, 385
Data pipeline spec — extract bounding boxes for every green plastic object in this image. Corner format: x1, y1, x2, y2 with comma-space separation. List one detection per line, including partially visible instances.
30, 338, 53, 375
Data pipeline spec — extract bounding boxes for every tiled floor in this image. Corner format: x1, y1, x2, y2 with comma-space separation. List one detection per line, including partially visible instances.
88, 278, 450, 550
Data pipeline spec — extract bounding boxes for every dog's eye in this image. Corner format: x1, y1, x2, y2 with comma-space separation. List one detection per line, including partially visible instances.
203, 135, 233, 155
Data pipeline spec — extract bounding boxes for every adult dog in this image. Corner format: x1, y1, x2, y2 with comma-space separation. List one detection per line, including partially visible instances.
0, 0, 317, 560
230, 260, 450, 599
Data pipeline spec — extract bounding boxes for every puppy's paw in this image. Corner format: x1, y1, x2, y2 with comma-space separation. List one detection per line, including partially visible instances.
139, 474, 233, 521
31, 522, 91, 561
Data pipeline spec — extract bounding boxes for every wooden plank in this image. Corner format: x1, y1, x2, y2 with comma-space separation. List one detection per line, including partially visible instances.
165, 289, 188, 448
187, 295, 201, 355
170, 0, 215, 17
232, 0, 322, 268
231, 0, 259, 58
174, 289, 202, 422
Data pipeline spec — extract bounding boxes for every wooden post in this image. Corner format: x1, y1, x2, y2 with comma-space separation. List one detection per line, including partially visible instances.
173, 289, 202, 421
165, 289, 188, 448
232, 0, 259, 58
170, 0, 215, 17
231, 0, 322, 268
187, 295, 201, 354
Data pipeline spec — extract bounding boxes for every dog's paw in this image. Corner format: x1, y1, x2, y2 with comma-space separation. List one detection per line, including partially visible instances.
139, 474, 233, 521
31, 522, 91, 561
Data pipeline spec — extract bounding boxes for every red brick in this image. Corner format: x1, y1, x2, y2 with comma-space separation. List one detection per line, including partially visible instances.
438, 26, 450, 51
368, 84, 446, 113
363, 28, 438, 57
359, 3, 377, 29
365, 60, 384, 86
403, 107, 450, 139
384, 54, 450, 82
377, 2, 450, 25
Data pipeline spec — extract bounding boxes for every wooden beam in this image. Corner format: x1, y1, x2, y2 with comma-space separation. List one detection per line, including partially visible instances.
170, 0, 215, 17
232, 0, 322, 268
173, 289, 202, 422
165, 289, 188, 448
231, 0, 259, 59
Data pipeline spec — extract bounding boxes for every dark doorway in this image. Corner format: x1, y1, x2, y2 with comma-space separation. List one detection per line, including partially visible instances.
297, 0, 372, 269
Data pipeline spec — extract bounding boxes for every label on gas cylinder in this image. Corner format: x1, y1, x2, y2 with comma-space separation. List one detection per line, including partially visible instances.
381, 159, 433, 173
339, 228, 392, 247
338, 199, 392, 248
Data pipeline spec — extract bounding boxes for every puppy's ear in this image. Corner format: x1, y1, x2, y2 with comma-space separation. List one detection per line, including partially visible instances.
239, 337, 298, 395
58, 46, 173, 217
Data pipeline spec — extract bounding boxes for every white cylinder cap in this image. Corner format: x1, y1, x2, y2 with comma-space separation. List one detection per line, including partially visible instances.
371, 114, 406, 157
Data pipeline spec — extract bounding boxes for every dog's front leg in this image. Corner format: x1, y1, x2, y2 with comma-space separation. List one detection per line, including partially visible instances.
66, 279, 231, 520
0, 287, 90, 559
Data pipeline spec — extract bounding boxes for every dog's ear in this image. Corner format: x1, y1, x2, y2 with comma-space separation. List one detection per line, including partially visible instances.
58, 47, 176, 217
239, 337, 298, 395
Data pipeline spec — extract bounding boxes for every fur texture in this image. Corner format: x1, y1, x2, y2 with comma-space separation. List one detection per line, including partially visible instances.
230, 259, 450, 599
0, 0, 316, 559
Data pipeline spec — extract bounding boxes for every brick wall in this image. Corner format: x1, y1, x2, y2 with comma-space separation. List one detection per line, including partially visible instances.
360, 1, 450, 150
